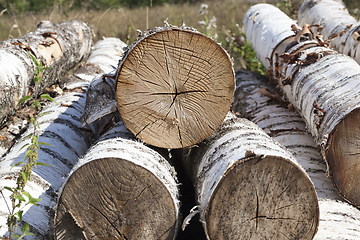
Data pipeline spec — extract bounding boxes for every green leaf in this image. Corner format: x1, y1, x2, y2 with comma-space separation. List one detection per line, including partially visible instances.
11, 161, 24, 169
36, 162, 54, 167
21, 171, 29, 184
13, 233, 20, 239
37, 112, 50, 117
3, 186, 14, 192
17, 96, 32, 106
35, 100, 41, 111
22, 191, 42, 206
14, 195, 26, 202
20, 222, 30, 233
27, 51, 39, 67
15, 210, 23, 222
38, 142, 53, 147
18, 143, 30, 152
24, 149, 32, 160
40, 94, 57, 104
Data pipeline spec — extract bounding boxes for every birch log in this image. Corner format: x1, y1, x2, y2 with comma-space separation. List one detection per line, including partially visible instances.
233, 69, 360, 239
0, 20, 92, 126
55, 120, 180, 240
0, 37, 126, 239
244, 3, 360, 207
298, 0, 360, 64
180, 112, 319, 239
115, 25, 235, 149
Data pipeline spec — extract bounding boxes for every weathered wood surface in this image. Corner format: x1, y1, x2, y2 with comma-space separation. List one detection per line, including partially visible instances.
298, 0, 360, 64
0, 20, 92, 126
244, 3, 360, 207
55, 120, 180, 240
0, 37, 126, 239
180, 112, 319, 239
116, 25, 235, 149
233, 69, 360, 239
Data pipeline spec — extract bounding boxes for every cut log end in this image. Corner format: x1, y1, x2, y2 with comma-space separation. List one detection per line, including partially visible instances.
116, 28, 234, 149
326, 108, 360, 207
205, 155, 319, 240
55, 157, 178, 240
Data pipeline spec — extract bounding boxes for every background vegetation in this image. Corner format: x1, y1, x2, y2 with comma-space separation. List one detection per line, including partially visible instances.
0, 0, 359, 71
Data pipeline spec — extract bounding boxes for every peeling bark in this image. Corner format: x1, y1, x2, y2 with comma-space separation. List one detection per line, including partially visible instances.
180, 112, 319, 239
244, 3, 360, 207
298, 0, 360, 64
55, 120, 180, 240
0, 20, 92, 126
115, 25, 235, 149
233, 70, 360, 239
0, 37, 126, 239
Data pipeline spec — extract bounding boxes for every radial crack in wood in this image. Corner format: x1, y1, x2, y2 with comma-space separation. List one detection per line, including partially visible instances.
179, 112, 319, 239
55, 121, 179, 240
116, 26, 234, 149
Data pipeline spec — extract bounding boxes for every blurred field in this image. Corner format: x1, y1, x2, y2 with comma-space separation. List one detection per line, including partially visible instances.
0, 0, 359, 69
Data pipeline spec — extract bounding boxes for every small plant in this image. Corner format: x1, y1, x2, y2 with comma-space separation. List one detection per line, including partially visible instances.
223, 24, 266, 75
197, 3, 218, 40
0, 51, 56, 239
276, 0, 296, 18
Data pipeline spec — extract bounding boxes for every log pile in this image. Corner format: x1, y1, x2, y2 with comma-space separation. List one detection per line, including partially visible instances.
2, 2, 360, 238
233, 69, 360, 239
0, 20, 92, 126
179, 112, 319, 239
55, 120, 180, 240
298, 0, 360, 64
0, 37, 126, 239
244, 2, 360, 208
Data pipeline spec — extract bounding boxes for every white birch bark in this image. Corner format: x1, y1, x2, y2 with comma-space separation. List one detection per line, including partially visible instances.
55, 120, 179, 240
0, 20, 92, 126
244, 3, 360, 207
233, 69, 360, 239
0, 37, 126, 239
181, 112, 319, 239
298, 0, 360, 64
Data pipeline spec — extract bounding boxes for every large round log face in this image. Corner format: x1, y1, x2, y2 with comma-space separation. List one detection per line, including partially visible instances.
326, 108, 360, 206
116, 28, 234, 149
55, 158, 177, 240
206, 155, 319, 240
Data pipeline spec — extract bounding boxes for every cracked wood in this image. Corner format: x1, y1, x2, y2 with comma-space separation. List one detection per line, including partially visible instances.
116, 26, 234, 149
55, 121, 179, 240
180, 112, 318, 239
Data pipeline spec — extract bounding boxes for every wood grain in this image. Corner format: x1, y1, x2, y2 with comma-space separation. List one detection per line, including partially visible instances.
55, 157, 177, 240
116, 27, 234, 149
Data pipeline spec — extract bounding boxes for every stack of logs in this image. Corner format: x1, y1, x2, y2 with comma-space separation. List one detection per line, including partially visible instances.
1, 0, 360, 239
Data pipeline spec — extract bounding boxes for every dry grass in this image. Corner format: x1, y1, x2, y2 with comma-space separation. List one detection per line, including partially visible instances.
0, 0, 263, 43
0, 0, 359, 69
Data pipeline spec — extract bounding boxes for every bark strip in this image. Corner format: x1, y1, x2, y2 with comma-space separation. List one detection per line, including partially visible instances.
233, 69, 360, 239
298, 0, 360, 64
55, 120, 180, 240
244, 3, 360, 207
0, 20, 92, 126
0, 37, 126, 239
180, 112, 319, 239
115, 25, 235, 149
